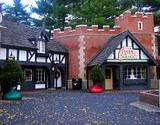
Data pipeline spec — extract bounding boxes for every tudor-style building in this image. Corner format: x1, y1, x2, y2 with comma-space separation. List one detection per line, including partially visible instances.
0, 15, 68, 91
87, 31, 157, 90
53, 11, 157, 90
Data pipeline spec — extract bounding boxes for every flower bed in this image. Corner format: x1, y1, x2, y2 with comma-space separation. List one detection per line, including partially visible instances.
139, 90, 159, 107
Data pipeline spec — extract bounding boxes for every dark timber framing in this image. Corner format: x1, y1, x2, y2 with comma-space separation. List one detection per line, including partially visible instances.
0, 16, 68, 91
87, 31, 157, 90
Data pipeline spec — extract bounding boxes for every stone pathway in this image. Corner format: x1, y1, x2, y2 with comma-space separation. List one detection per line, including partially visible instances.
0, 91, 160, 125
130, 101, 160, 113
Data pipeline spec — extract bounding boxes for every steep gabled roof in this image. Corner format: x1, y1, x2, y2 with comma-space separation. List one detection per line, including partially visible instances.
1, 17, 43, 49
88, 31, 157, 66
47, 39, 68, 53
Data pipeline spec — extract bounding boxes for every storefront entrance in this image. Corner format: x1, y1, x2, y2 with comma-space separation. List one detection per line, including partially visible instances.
87, 31, 157, 90
105, 66, 120, 90
105, 68, 113, 90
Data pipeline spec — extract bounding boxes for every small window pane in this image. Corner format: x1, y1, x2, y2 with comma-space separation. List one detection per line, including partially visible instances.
105, 69, 111, 79
36, 69, 46, 82
138, 21, 143, 30
124, 66, 146, 80
25, 69, 32, 81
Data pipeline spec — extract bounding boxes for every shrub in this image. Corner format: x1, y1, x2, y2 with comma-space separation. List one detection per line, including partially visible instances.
0, 58, 24, 94
89, 65, 105, 86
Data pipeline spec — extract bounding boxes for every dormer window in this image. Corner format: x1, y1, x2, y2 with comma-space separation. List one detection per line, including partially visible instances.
37, 41, 45, 53
138, 21, 143, 31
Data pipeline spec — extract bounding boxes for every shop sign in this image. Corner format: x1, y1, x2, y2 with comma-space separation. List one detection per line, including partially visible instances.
118, 47, 139, 60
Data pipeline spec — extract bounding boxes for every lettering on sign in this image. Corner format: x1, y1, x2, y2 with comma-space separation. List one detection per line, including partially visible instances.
118, 47, 139, 60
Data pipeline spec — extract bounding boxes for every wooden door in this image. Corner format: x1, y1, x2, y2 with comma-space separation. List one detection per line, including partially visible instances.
105, 68, 113, 90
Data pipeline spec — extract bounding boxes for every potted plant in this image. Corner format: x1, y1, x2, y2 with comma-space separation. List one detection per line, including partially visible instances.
0, 57, 24, 100
89, 65, 105, 93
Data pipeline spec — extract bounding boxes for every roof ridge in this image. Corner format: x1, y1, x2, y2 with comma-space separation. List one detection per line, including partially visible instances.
47, 39, 68, 53
87, 31, 128, 66
87, 36, 117, 66
88, 30, 157, 66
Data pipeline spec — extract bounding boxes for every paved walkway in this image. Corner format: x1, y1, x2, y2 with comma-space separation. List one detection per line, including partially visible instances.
0, 91, 160, 125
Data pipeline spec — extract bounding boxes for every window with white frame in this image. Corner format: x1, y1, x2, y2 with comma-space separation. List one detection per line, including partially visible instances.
37, 41, 45, 53
36, 69, 46, 82
124, 66, 146, 80
25, 69, 32, 81
138, 21, 143, 30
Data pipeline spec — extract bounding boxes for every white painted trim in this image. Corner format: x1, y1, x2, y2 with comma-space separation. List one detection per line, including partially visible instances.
107, 59, 148, 62
35, 84, 46, 89
0, 47, 6, 60
19, 50, 27, 61
37, 57, 46, 63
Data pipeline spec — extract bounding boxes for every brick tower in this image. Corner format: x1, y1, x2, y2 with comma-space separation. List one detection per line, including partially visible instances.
52, 10, 156, 89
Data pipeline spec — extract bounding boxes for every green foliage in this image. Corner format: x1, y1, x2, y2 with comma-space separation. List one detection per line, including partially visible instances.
0, 58, 24, 88
71, 0, 122, 28
31, 0, 53, 28
117, 0, 133, 10
154, 12, 160, 25
32, 0, 160, 29
5, 0, 158, 29
89, 65, 105, 85
143, 0, 160, 8
2, 0, 30, 25
32, 0, 78, 29
32, 0, 125, 29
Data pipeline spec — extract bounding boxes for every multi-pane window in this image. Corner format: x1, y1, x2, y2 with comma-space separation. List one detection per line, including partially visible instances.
37, 41, 45, 53
36, 69, 46, 82
124, 66, 146, 80
25, 69, 32, 81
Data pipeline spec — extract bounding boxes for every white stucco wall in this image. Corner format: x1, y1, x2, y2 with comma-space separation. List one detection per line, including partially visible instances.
54, 54, 59, 63
19, 50, 27, 61
37, 57, 46, 63
0, 47, 6, 60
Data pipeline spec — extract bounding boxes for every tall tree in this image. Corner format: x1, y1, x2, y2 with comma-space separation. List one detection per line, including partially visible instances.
117, 0, 133, 10
32, 0, 79, 30
72, 0, 123, 28
32, 0, 160, 29
143, 0, 160, 9
3, 0, 30, 25
31, 0, 53, 29
140, 0, 160, 26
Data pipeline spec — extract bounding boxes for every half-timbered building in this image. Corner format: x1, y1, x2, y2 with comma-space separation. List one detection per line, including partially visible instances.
53, 11, 158, 90
88, 31, 157, 90
0, 15, 68, 91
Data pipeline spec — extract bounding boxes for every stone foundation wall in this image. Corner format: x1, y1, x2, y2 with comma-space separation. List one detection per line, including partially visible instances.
150, 79, 159, 89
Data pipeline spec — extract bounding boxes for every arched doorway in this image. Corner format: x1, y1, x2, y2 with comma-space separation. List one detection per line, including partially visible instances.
54, 69, 62, 88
